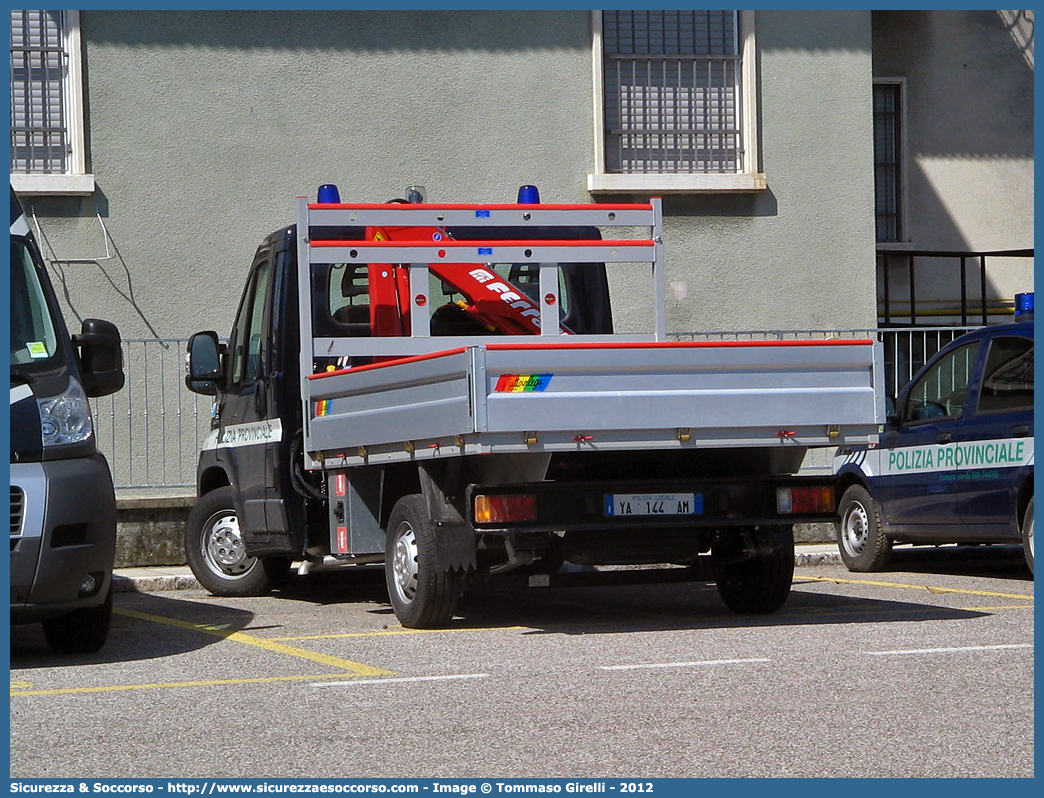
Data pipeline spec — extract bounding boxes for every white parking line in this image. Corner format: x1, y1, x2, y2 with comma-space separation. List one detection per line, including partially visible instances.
310, 673, 489, 688
601, 658, 771, 671
865, 643, 1033, 657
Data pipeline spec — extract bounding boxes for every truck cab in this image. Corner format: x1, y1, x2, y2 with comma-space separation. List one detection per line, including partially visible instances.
10, 186, 125, 653
835, 315, 1034, 574
183, 192, 614, 596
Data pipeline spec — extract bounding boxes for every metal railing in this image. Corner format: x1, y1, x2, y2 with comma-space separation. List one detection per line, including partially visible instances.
90, 338, 213, 493
671, 327, 978, 399
97, 328, 981, 491
877, 248, 1033, 326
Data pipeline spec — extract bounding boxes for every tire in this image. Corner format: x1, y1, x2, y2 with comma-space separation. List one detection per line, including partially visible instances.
1022, 496, 1034, 576
836, 484, 892, 572
42, 588, 112, 655
385, 494, 464, 628
185, 486, 290, 597
714, 526, 794, 614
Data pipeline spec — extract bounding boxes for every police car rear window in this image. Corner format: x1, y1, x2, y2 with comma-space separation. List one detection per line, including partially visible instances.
978, 336, 1033, 414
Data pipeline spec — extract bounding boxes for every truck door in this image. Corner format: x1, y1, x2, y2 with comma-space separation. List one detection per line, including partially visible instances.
877, 339, 982, 530
219, 246, 279, 536
954, 333, 1033, 534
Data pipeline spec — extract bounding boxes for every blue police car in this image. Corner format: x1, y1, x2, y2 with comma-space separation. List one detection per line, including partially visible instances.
834, 316, 1034, 575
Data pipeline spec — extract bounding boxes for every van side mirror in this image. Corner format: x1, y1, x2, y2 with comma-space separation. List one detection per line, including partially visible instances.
186, 331, 222, 395
73, 318, 125, 398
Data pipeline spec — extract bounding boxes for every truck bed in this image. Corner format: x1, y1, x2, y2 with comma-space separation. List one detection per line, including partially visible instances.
305, 338, 884, 467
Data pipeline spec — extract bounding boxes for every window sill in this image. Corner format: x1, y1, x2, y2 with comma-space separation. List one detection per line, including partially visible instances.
10, 173, 96, 196
587, 172, 767, 195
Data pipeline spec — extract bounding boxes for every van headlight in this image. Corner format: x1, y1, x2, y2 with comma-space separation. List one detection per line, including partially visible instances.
38, 378, 94, 446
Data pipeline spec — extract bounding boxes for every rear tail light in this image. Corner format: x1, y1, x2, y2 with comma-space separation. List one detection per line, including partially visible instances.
777, 486, 835, 515
474, 494, 537, 524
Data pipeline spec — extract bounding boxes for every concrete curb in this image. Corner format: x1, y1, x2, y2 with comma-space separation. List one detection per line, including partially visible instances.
113, 573, 202, 593
112, 548, 844, 593
794, 550, 844, 568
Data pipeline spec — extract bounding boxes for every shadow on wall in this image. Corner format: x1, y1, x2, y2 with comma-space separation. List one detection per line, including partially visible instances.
81, 10, 590, 52
662, 191, 779, 219
873, 9, 1034, 161
23, 187, 163, 338
872, 8, 1034, 296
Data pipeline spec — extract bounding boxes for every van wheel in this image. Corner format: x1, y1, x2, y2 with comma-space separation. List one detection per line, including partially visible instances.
837, 484, 892, 572
1022, 496, 1034, 576
42, 588, 112, 655
385, 494, 463, 628
714, 526, 794, 614
185, 486, 289, 596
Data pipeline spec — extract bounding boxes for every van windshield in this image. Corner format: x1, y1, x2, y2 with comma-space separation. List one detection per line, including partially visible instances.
10, 236, 62, 370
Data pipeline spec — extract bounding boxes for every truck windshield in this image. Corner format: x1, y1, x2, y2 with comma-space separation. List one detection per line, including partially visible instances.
10, 236, 62, 371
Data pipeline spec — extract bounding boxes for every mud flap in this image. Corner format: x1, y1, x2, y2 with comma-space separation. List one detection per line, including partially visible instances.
419, 461, 477, 571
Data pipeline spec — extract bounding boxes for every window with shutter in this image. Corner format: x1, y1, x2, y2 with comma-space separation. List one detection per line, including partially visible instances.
9, 9, 93, 195
589, 10, 763, 194
874, 80, 905, 244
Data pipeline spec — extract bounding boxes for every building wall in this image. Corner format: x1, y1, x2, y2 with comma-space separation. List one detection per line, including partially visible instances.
24, 9, 877, 343
872, 10, 1034, 313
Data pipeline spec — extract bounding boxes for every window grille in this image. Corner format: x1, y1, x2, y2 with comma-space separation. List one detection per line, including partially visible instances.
10, 10, 68, 174
602, 10, 742, 174
874, 82, 902, 243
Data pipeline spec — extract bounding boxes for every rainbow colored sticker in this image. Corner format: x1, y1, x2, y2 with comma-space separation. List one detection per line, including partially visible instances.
494, 374, 553, 393
315, 399, 331, 416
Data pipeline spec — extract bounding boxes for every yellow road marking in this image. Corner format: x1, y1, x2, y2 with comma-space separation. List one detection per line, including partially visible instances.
115, 608, 394, 676
10, 681, 33, 689
11, 673, 361, 697
271, 625, 527, 642
799, 575, 1034, 602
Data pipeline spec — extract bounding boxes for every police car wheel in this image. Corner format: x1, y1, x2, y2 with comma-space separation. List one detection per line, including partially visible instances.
837, 484, 892, 572
385, 494, 463, 628
1022, 496, 1034, 576
185, 486, 285, 597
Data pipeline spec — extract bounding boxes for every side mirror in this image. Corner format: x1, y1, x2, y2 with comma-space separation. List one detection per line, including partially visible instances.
73, 318, 125, 398
186, 331, 222, 396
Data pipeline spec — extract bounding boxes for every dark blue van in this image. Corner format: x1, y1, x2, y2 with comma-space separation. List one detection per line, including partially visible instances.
834, 319, 1034, 574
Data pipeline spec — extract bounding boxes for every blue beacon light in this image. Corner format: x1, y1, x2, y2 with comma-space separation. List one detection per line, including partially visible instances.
317, 184, 341, 204
1014, 292, 1034, 319
517, 185, 540, 204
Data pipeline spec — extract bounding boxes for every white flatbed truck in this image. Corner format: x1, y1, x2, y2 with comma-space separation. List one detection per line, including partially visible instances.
185, 186, 884, 627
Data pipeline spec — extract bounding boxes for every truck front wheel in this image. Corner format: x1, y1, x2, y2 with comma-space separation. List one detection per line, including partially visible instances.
714, 526, 794, 614
385, 494, 463, 628
837, 484, 892, 572
185, 486, 289, 597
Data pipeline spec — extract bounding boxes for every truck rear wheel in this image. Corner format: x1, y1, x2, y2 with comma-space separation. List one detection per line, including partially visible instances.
385, 494, 463, 628
837, 484, 892, 572
714, 526, 794, 614
42, 587, 113, 655
1022, 496, 1034, 576
185, 486, 289, 597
